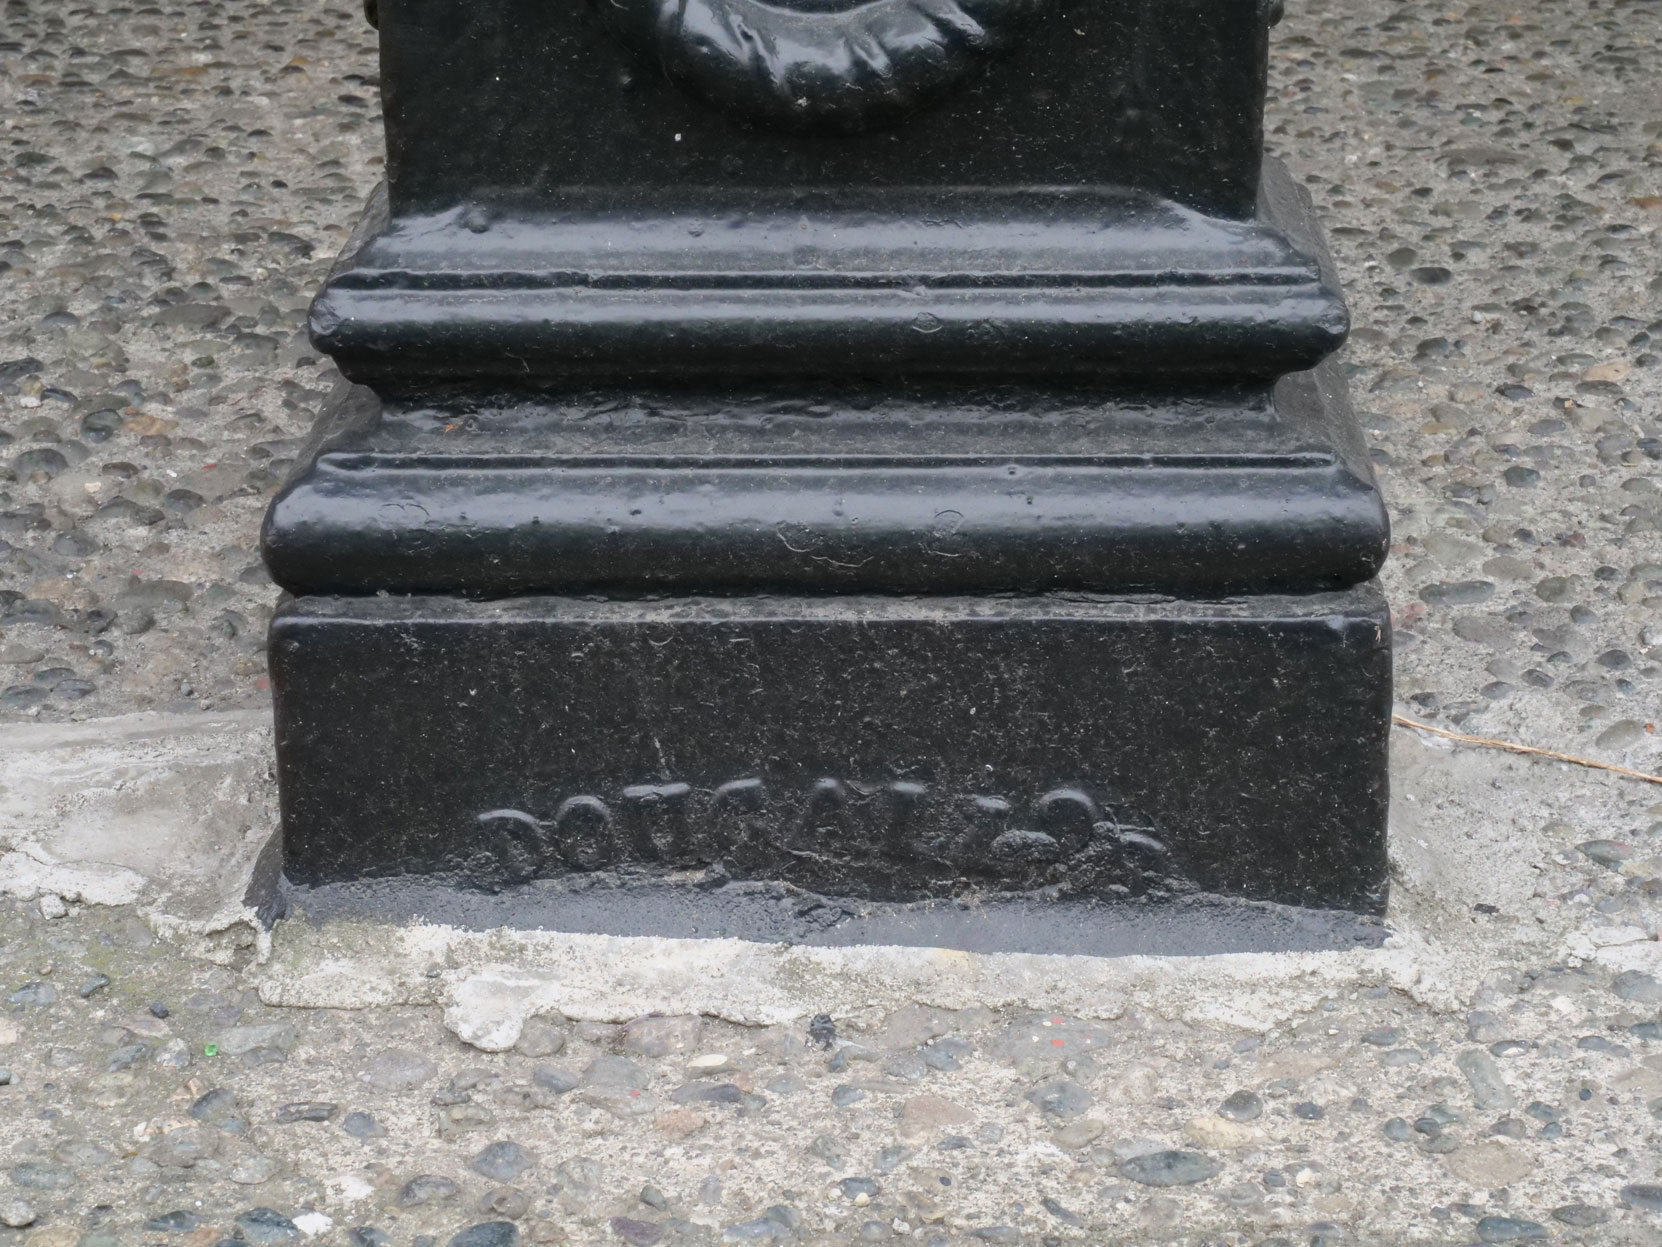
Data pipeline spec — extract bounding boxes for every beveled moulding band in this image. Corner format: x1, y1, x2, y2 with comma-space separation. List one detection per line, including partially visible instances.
596, 0, 1047, 131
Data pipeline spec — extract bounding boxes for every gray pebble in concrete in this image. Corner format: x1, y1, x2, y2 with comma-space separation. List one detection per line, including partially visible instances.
1379, 1048, 1423, 1068
274, 1101, 337, 1123
399, 1175, 459, 1207
1579, 839, 1632, 868
1577, 1034, 1629, 1056
477, 1187, 529, 1219
77, 973, 110, 998
584, 1055, 649, 1089
920, 1036, 969, 1071
1611, 970, 1662, 1003
8, 983, 56, 1007
153, 1038, 192, 1069
622, 1015, 703, 1058
1474, 1215, 1548, 1242
808, 1134, 845, 1167
227, 1157, 275, 1183
1552, 1204, 1610, 1227
670, 1081, 744, 1106
233, 1209, 301, 1245
340, 1111, 384, 1139
1455, 1048, 1516, 1111
608, 1218, 663, 1247
1623, 1185, 1662, 1213
1466, 1011, 1506, 1043
9, 1162, 72, 1190
360, 1048, 437, 1092
189, 1088, 246, 1133
882, 1051, 928, 1082
511, 1016, 565, 1058
448, 1224, 518, 1247
872, 1145, 910, 1173
1218, 1089, 1264, 1122
720, 1218, 786, 1242
838, 1176, 879, 1201
1117, 1151, 1221, 1187
143, 1211, 201, 1233
469, 1140, 535, 1182
1023, 1078, 1091, 1119
530, 1065, 578, 1095
106, 1041, 147, 1071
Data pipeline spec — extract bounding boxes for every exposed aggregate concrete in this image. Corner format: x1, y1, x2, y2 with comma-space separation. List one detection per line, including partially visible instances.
2, 0, 1662, 1243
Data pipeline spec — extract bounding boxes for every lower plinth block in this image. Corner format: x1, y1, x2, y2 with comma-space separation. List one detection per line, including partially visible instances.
269, 587, 1391, 953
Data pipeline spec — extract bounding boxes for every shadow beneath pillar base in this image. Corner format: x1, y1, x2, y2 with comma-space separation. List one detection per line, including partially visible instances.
278, 872, 1388, 958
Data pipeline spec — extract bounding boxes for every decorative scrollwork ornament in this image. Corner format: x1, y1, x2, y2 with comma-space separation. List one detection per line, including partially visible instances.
596, 0, 1046, 132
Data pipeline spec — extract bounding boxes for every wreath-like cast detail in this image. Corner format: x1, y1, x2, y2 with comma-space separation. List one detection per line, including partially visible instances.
597, 0, 1046, 131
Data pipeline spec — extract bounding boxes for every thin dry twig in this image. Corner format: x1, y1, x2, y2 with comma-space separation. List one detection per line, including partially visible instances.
1392, 713, 1662, 786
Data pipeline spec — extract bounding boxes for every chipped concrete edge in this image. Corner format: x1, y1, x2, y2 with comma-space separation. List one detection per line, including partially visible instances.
0, 710, 1617, 1051
255, 919, 1457, 1051
0, 707, 279, 960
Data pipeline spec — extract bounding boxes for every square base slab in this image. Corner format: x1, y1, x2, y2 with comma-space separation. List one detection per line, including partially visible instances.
270, 587, 1390, 951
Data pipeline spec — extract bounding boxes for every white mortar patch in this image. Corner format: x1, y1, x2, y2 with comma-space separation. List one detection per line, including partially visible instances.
0, 709, 276, 923
255, 919, 1454, 1050
0, 845, 146, 906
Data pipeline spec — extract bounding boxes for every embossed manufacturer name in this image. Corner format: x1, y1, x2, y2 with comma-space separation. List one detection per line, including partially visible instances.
471, 777, 1172, 894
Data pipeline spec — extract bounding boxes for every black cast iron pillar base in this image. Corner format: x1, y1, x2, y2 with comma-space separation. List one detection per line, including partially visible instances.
264, 30, 1392, 948
268, 585, 1390, 952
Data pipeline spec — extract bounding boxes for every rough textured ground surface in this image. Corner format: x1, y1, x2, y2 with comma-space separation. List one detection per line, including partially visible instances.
3, 0, 1662, 1244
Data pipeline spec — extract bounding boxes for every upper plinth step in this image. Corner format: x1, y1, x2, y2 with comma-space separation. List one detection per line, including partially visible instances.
312, 168, 1346, 391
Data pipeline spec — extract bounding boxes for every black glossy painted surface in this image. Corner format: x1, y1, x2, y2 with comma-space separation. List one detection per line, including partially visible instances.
313, 162, 1345, 390
263, 0, 1392, 941
271, 590, 1391, 916
284, 882, 1388, 958
593, 0, 1046, 134
378, 0, 1272, 218
263, 360, 1385, 597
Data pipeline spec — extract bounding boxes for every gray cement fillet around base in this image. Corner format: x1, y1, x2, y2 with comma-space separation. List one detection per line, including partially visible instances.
0, 707, 1643, 1048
